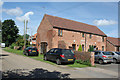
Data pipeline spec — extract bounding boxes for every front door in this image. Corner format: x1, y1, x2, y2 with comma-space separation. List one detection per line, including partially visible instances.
41, 42, 47, 54
72, 44, 76, 51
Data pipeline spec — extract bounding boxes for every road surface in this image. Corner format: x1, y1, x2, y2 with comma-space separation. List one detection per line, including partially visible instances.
1, 48, 119, 79
95, 63, 118, 72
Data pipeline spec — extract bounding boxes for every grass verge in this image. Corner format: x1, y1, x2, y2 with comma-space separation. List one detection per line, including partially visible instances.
3, 48, 92, 68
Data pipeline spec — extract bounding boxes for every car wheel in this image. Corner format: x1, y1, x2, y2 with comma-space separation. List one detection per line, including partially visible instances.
71, 62, 75, 64
56, 59, 61, 65
99, 59, 103, 64
113, 59, 117, 64
44, 56, 48, 61
26, 52, 29, 56
36, 54, 39, 56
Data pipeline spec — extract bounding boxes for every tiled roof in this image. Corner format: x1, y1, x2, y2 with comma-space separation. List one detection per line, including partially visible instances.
32, 33, 37, 39
107, 37, 120, 46
32, 41, 36, 44
44, 14, 106, 36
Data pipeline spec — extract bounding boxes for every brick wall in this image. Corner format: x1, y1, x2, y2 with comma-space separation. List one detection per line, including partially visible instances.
52, 28, 106, 52
36, 16, 53, 52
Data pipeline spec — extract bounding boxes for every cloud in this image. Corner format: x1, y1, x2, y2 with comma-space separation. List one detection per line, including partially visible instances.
3, 7, 23, 16
0, 1, 3, 7
93, 19, 117, 26
16, 11, 34, 22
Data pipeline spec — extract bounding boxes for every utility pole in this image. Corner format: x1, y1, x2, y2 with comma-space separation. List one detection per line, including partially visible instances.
31, 29, 33, 46
24, 20, 28, 49
26, 20, 28, 40
24, 20, 26, 49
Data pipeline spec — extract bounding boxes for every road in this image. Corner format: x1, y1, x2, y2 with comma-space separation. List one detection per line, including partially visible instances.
95, 63, 118, 72
1, 48, 119, 79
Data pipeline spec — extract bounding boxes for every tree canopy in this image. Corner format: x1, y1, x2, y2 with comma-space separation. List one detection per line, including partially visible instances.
2, 19, 19, 47
0, 20, 2, 43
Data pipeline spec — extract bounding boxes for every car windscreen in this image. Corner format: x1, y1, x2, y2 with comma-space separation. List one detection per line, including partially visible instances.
115, 52, 120, 55
28, 47, 37, 50
102, 52, 112, 55
61, 49, 74, 55
31, 48, 37, 50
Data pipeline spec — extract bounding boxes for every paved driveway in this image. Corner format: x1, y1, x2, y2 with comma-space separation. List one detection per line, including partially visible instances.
95, 63, 119, 73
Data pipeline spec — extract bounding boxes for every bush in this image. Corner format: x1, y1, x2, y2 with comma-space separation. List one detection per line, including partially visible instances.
75, 59, 91, 66
10, 43, 17, 49
78, 44, 82, 51
88, 45, 94, 52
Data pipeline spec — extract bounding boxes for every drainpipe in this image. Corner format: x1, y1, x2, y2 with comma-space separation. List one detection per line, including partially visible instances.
85, 33, 87, 52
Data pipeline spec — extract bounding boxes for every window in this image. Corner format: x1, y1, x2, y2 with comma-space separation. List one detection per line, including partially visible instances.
49, 49, 54, 53
102, 37, 104, 42
82, 44, 84, 51
102, 52, 112, 55
95, 52, 99, 55
58, 29, 63, 36
102, 46, 104, 51
54, 49, 60, 53
89, 34, 92, 39
82, 33, 84, 38
72, 44, 76, 51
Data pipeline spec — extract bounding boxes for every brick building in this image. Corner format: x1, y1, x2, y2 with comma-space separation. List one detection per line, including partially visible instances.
28, 33, 37, 46
36, 14, 107, 53
106, 37, 120, 51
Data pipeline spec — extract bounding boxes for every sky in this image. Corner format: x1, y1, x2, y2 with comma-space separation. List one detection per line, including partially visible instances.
1, 2, 118, 38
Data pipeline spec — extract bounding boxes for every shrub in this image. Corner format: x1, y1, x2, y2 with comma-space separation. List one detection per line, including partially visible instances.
88, 45, 94, 52
78, 44, 82, 51
75, 59, 91, 66
10, 43, 17, 49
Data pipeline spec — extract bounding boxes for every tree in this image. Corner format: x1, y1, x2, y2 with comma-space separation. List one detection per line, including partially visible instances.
0, 20, 2, 43
88, 45, 94, 52
23, 34, 30, 40
2, 19, 19, 47
16, 35, 24, 47
78, 44, 82, 51
10, 34, 31, 49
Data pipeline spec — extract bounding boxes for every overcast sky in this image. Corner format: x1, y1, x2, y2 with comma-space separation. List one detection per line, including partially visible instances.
1, 1, 118, 38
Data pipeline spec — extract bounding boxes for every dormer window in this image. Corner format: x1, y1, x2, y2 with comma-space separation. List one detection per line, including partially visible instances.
58, 29, 62, 36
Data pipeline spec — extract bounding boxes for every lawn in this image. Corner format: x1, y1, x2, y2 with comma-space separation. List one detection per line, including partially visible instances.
3, 47, 92, 68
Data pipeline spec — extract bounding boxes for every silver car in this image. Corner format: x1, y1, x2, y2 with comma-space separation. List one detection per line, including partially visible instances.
109, 51, 120, 63
94, 51, 113, 64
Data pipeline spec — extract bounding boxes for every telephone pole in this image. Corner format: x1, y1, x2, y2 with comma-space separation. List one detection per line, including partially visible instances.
24, 20, 28, 49
24, 20, 26, 49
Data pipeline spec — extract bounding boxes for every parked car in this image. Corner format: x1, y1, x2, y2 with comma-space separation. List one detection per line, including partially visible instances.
23, 47, 39, 56
109, 51, 120, 63
93, 51, 113, 64
44, 48, 76, 65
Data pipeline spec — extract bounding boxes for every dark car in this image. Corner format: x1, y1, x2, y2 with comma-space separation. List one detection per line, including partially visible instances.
23, 47, 39, 56
44, 48, 76, 65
